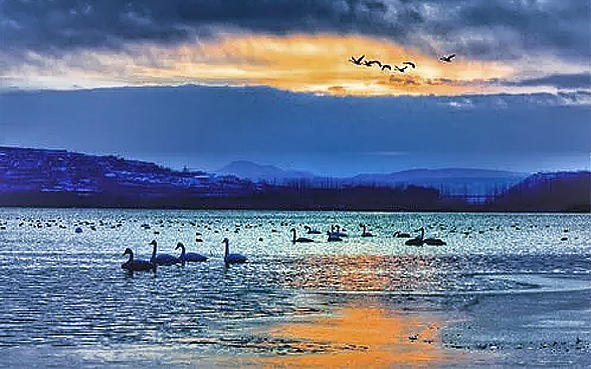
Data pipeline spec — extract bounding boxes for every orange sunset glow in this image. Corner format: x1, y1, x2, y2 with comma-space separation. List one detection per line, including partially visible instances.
11, 34, 513, 96
254, 305, 470, 368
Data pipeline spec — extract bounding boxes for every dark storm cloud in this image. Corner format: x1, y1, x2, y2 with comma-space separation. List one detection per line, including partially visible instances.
1, 0, 588, 60
445, 0, 590, 59
0, 0, 393, 51
506, 73, 591, 90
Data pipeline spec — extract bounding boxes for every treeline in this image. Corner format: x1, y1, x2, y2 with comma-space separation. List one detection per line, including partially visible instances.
0, 185, 442, 211
0, 172, 589, 212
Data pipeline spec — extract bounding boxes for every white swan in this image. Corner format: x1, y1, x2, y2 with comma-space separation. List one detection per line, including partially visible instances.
122, 248, 156, 272
291, 228, 314, 243
405, 228, 425, 246
176, 242, 208, 264
223, 238, 247, 264
360, 224, 373, 237
150, 240, 181, 266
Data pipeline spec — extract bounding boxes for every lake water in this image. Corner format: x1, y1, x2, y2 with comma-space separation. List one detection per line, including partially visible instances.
0, 208, 589, 367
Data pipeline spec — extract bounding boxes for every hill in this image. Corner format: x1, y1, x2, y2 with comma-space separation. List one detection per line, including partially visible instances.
217, 161, 529, 197
492, 171, 591, 212
0, 146, 255, 207
349, 168, 528, 196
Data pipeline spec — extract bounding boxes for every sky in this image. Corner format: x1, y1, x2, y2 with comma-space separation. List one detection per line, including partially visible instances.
0, 0, 589, 176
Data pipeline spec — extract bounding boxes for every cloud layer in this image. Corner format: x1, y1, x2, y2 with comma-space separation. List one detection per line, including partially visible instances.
1, 1, 589, 95
2, 34, 519, 95
2, 0, 589, 60
1, 85, 589, 174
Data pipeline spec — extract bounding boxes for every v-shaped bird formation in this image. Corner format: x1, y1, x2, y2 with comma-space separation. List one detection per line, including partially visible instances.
348, 53, 455, 75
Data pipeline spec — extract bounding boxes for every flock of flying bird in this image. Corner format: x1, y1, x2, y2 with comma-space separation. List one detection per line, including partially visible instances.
348, 53, 456, 73
122, 224, 445, 273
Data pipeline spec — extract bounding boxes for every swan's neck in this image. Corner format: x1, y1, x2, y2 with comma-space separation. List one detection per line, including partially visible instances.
126, 251, 133, 264
151, 242, 157, 261
179, 245, 185, 258
292, 229, 296, 242
420, 228, 424, 240
224, 240, 229, 258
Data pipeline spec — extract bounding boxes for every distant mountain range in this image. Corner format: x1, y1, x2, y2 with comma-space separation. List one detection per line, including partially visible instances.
217, 160, 529, 195
0, 147, 588, 211
217, 160, 315, 183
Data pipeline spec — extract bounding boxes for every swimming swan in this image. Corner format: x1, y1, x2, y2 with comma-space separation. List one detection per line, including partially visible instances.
150, 240, 181, 266
404, 227, 446, 246
326, 230, 342, 242
414, 227, 446, 245
360, 224, 373, 237
405, 228, 425, 246
175, 242, 208, 264
122, 248, 156, 272
223, 238, 247, 265
291, 228, 314, 243
334, 225, 348, 237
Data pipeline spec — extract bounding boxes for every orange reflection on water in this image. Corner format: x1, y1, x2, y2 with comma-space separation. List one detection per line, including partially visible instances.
286, 255, 442, 292
257, 305, 464, 368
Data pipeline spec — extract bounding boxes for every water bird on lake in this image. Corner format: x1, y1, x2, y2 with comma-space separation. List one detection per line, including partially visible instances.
150, 240, 181, 266
175, 242, 208, 264
439, 54, 456, 62
349, 54, 365, 65
334, 225, 348, 238
327, 231, 342, 242
122, 248, 156, 272
360, 224, 373, 237
406, 227, 446, 246
304, 225, 321, 234
393, 231, 411, 238
223, 238, 247, 265
405, 228, 425, 246
291, 228, 314, 243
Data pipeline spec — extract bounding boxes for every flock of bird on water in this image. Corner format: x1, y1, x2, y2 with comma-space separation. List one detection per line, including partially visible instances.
122, 223, 446, 273
348, 53, 456, 73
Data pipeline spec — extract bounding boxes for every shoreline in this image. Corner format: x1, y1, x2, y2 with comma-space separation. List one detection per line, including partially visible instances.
0, 204, 589, 214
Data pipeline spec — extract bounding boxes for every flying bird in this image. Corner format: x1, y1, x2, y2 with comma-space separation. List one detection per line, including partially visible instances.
394, 65, 408, 73
403, 61, 416, 68
363, 60, 381, 67
349, 54, 365, 65
439, 54, 456, 62
381, 64, 392, 71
